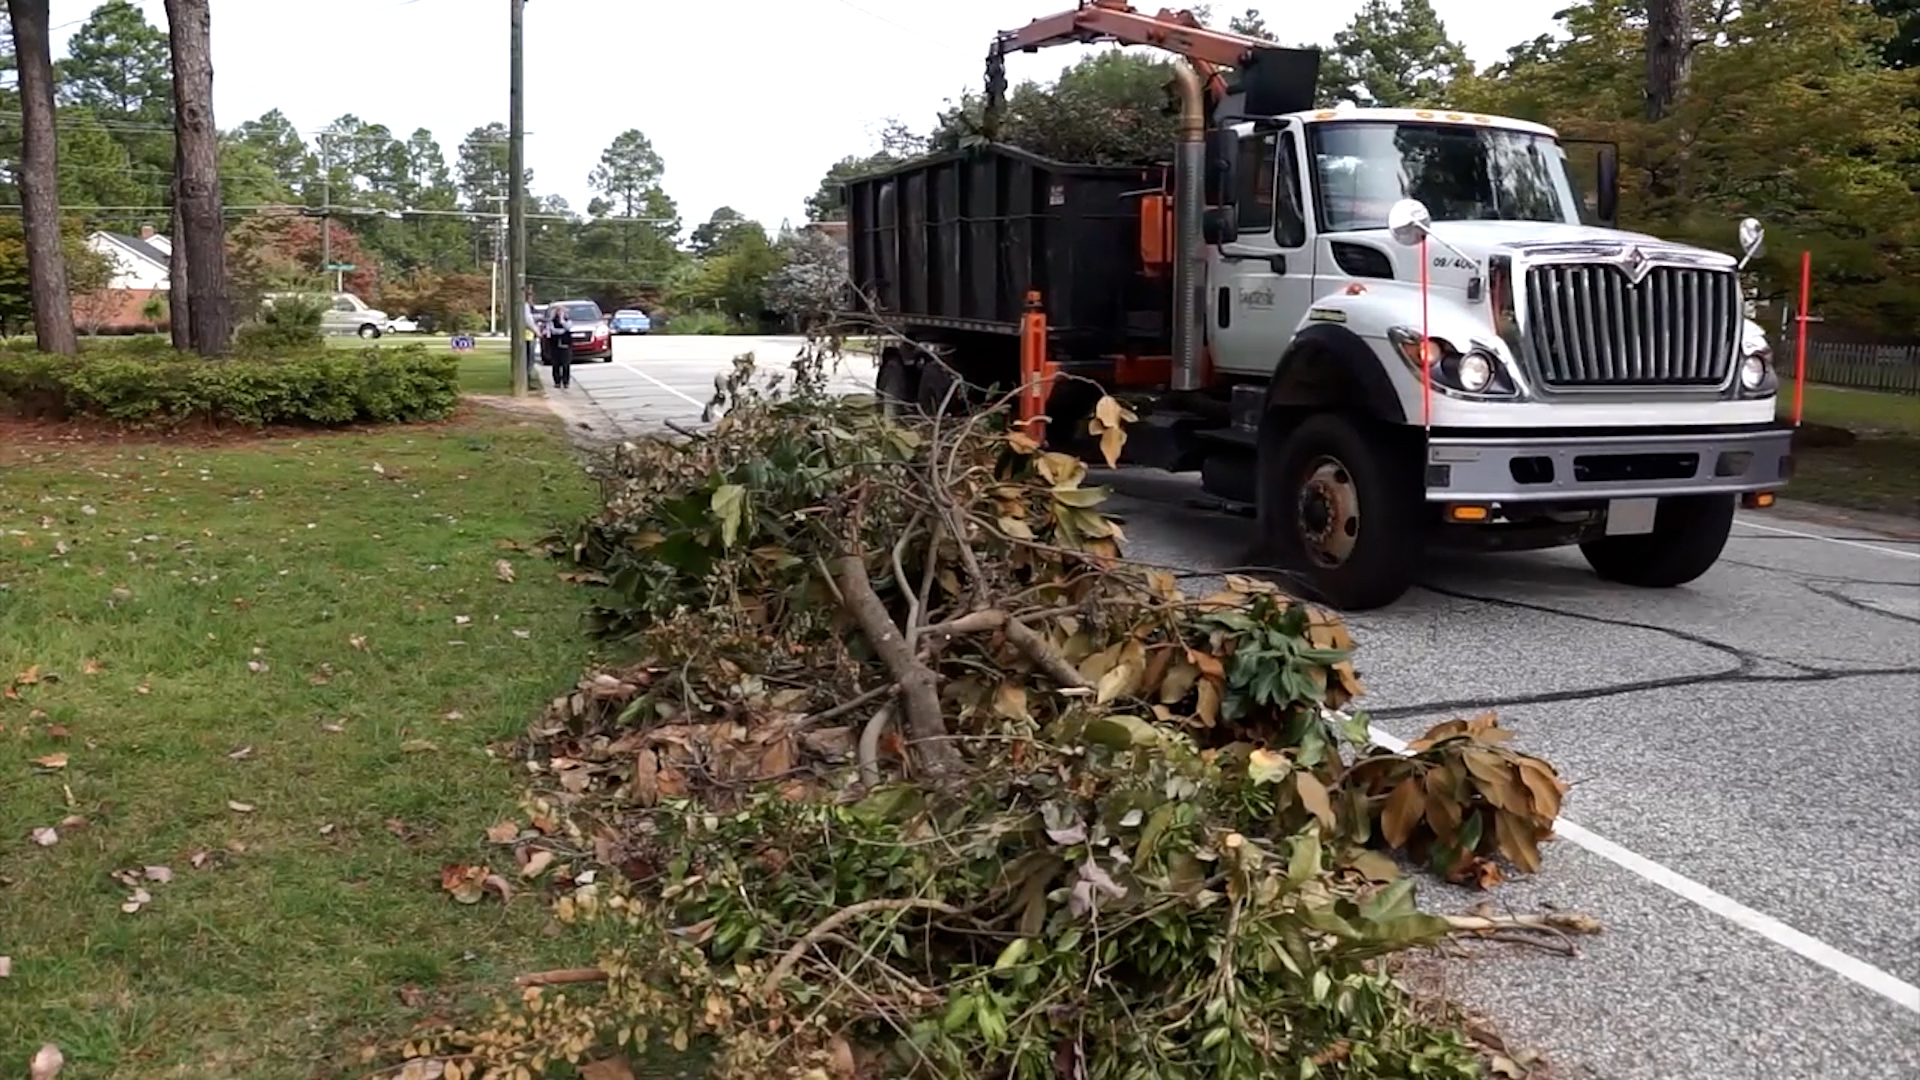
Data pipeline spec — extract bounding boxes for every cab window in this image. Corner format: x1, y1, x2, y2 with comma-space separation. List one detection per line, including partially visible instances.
1275, 130, 1307, 248
1234, 132, 1276, 234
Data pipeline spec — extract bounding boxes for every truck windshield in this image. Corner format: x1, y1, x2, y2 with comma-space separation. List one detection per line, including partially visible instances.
1310, 121, 1580, 232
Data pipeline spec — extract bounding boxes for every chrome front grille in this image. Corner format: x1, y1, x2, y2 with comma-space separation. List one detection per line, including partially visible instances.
1523, 263, 1740, 388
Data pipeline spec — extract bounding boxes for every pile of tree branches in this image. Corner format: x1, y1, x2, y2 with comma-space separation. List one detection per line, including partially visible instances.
396, 342, 1590, 1079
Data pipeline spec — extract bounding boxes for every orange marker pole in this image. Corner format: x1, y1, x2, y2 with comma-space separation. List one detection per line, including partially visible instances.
1793, 250, 1811, 427
1420, 235, 1432, 430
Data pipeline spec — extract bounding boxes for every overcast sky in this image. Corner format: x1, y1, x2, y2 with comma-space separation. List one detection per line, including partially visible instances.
57, 0, 1568, 234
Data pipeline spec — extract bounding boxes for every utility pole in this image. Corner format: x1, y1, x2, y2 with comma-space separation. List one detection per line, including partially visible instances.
507, 0, 529, 396
320, 131, 332, 292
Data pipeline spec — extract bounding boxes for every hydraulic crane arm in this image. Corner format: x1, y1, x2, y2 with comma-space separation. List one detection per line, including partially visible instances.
983, 1, 1320, 135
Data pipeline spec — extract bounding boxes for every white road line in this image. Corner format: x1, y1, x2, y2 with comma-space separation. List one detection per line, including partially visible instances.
1369, 725, 1920, 1016
1733, 517, 1920, 561
607, 359, 707, 410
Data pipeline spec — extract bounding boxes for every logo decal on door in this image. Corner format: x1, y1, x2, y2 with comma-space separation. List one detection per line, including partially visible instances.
1237, 285, 1275, 308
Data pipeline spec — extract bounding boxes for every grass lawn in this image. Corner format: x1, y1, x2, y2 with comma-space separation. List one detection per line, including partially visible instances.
1781, 385, 1920, 518
0, 406, 604, 1078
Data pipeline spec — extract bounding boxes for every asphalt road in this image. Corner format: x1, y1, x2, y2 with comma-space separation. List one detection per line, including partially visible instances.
564, 333, 1920, 1079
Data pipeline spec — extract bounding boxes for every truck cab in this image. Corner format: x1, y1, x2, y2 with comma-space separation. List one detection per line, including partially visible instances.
1190, 105, 1788, 606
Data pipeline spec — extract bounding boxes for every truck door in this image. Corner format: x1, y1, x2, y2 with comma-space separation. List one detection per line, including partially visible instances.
1209, 122, 1315, 376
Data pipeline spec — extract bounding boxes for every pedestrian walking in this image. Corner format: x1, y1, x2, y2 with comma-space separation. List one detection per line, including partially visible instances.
548, 301, 574, 390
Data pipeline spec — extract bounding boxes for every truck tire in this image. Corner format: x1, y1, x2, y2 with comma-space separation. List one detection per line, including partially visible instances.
1578, 494, 1736, 588
917, 359, 963, 416
1257, 412, 1423, 611
875, 353, 918, 420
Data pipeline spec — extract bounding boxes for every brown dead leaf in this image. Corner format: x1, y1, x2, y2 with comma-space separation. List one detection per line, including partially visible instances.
494, 559, 517, 583
440, 863, 488, 904
188, 848, 212, 869
29, 1044, 62, 1080
44, 723, 69, 739
318, 823, 337, 836
0, 955, 11, 978
319, 720, 346, 734
246, 660, 269, 674
119, 887, 152, 913
520, 850, 555, 879
15, 664, 42, 685
556, 765, 591, 794
226, 800, 256, 814
29, 826, 58, 847
578, 1056, 636, 1080
485, 821, 520, 844
31, 752, 68, 770
1381, 778, 1424, 850
143, 865, 173, 883
349, 634, 368, 651
82, 658, 105, 675
227, 745, 253, 761
400, 739, 440, 754
1294, 771, 1336, 830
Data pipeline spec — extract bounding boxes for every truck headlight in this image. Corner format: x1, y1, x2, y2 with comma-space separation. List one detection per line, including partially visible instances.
1458, 351, 1495, 392
1386, 327, 1517, 397
1738, 320, 1776, 396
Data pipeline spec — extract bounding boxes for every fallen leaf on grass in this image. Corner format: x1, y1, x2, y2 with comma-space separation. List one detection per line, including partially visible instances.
319, 720, 346, 734
0, 956, 10, 978
484, 821, 519, 844
442, 710, 465, 721
400, 739, 439, 754
494, 559, 516, 583
227, 745, 253, 761
120, 887, 152, 913
520, 850, 555, 879
511, 629, 531, 640
349, 634, 368, 651
245, 660, 269, 674
440, 864, 513, 905
144, 865, 173, 883
29, 1044, 61, 1080
31, 753, 68, 770
15, 664, 43, 685
29, 826, 58, 847
579, 1056, 636, 1080
188, 849, 212, 869
44, 723, 69, 739
226, 800, 256, 814
82, 658, 105, 675
319, 823, 337, 836
452, 615, 471, 626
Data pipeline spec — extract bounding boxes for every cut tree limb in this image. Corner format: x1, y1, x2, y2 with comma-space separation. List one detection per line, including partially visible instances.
922, 608, 1089, 691
760, 898, 963, 999
831, 554, 961, 776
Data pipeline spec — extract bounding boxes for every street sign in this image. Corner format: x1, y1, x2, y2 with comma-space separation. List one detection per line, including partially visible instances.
450, 335, 476, 353
326, 262, 355, 271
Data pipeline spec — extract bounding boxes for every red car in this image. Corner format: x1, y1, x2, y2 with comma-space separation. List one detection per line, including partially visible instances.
541, 299, 612, 362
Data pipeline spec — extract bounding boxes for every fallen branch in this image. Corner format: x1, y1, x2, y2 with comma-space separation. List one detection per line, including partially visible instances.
761, 898, 964, 999
832, 553, 961, 777
922, 608, 1090, 690
857, 703, 895, 788
514, 966, 610, 988
794, 682, 896, 730
1443, 911, 1601, 957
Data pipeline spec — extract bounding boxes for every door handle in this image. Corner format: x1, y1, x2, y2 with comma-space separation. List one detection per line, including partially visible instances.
1217, 287, 1230, 329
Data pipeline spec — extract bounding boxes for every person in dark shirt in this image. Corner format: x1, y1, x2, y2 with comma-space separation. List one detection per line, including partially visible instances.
547, 302, 574, 390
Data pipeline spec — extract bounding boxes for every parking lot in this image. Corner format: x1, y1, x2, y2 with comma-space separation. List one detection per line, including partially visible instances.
564, 333, 1920, 1079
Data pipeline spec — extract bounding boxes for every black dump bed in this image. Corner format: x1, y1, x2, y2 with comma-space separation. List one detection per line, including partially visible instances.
841, 143, 1169, 353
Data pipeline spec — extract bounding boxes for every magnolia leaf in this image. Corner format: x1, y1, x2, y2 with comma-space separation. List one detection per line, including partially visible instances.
1380, 778, 1423, 849
1493, 808, 1543, 873
1286, 830, 1321, 886
1158, 659, 1201, 705
710, 484, 746, 548
1082, 715, 1161, 749
1095, 661, 1138, 705
1195, 678, 1221, 724
1051, 485, 1109, 509
993, 682, 1031, 721
1098, 424, 1127, 469
1247, 748, 1291, 785
998, 515, 1035, 540
1006, 431, 1041, 454
1344, 848, 1400, 882
1295, 771, 1336, 830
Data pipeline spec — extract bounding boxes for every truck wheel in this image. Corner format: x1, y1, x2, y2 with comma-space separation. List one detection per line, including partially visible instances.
1578, 494, 1736, 588
916, 359, 963, 416
1257, 413, 1422, 611
875, 353, 918, 419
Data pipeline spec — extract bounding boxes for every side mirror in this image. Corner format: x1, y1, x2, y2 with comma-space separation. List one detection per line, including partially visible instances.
1738, 217, 1764, 263
1595, 144, 1619, 227
1385, 199, 1432, 246
1206, 127, 1240, 206
1203, 205, 1240, 245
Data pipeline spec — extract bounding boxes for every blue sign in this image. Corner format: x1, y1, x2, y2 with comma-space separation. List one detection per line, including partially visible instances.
450, 335, 476, 353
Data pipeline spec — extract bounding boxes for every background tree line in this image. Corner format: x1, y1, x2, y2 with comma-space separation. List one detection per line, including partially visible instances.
1, 1, 840, 340
808, 0, 1920, 336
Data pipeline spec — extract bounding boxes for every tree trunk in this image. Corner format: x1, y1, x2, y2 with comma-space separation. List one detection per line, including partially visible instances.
1644, 0, 1692, 202
1644, 0, 1692, 122
7, 0, 79, 355
165, 0, 231, 355
168, 141, 192, 350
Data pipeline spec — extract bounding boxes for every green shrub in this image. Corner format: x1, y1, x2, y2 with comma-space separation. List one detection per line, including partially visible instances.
235, 294, 326, 352
0, 344, 460, 428
664, 310, 739, 335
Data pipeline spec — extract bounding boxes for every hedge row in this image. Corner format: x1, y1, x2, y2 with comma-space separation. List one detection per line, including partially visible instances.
0, 346, 461, 427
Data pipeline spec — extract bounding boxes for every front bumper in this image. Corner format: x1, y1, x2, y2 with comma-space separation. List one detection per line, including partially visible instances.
1424, 423, 1793, 502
